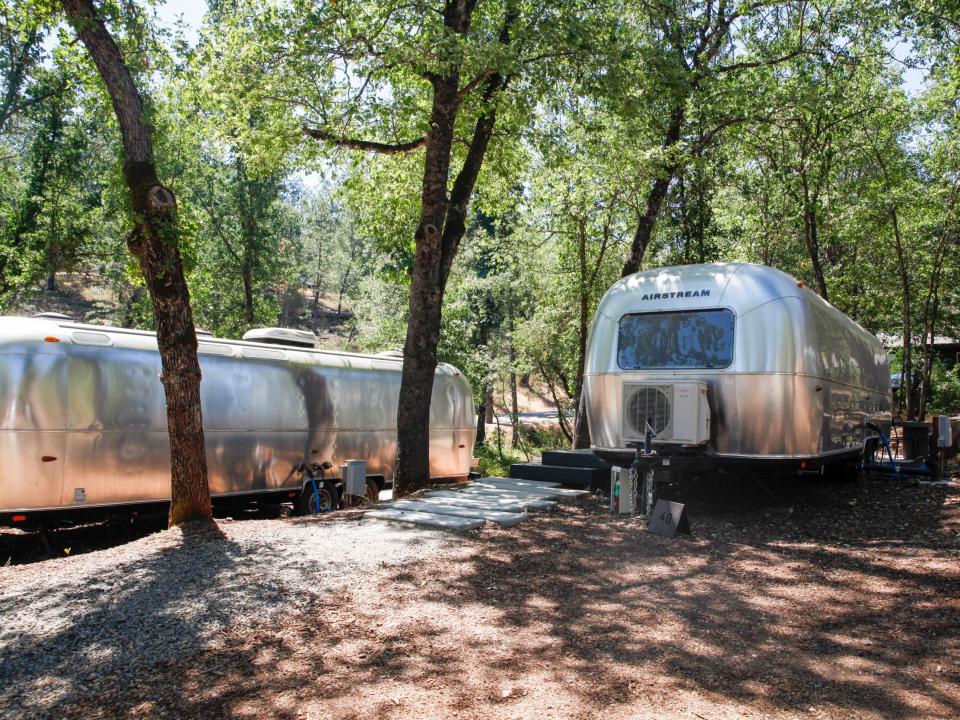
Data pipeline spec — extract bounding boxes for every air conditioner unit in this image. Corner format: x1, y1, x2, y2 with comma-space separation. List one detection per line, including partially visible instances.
621, 382, 710, 445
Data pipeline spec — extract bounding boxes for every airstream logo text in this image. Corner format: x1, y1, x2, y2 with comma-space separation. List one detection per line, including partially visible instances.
640, 289, 711, 300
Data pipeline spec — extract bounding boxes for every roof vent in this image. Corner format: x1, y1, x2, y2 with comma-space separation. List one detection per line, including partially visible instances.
376, 350, 404, 359
241, 327, 316, 349
195, 328, 214, 337
33, 312, 73, 321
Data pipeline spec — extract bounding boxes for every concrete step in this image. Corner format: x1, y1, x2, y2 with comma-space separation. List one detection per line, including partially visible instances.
510, 463, 605, 489
368, 508, 484, 530
391, 499, 527, 527
477, 476, 561, 489
469, 481, 588, 498
424, 490, 556, 511
414, 493, 531, 512
541, 449, 610, 470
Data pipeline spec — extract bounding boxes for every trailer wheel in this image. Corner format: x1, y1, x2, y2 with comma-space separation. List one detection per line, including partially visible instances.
364, 478, 380, 504
298, 481, 339, 515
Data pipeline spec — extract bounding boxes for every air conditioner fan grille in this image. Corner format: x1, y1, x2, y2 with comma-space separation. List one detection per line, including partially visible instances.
625, 386, 671, 437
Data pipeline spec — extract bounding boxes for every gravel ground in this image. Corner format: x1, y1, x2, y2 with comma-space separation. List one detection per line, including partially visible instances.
1, 473, 958, 720
0, 513, 449, 718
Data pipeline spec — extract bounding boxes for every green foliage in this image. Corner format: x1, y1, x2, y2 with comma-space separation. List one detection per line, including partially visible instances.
928, 361, 960, 416
474, 438, 523, 479
3, 0, 960, 429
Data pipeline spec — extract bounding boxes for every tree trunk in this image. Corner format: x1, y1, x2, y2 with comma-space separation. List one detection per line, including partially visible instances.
918, 237, 946, 419
394, 2, 514, 495
62, 0, 211, 527
508, 303, 519, 426
0, 25, 40, 136
873, 150, 912, 418
800, 173, 829, 301
573, 216, 590, 449
621, 106, 684, 277
394, 67, 462, 496
312, 237, 322, 321
475, 385, 487, 446
235, 157, 258, 327
573, 394, 591, 449
242, 260, 254, 326
537, 362, 573, 444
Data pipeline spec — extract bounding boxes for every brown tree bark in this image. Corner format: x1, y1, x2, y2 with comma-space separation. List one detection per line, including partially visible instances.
800, 171, 830, 301
621, 107, 685, 278
475, 384, 487, 446
874, 149, 912, 417
303, 1, 515, 494
573, 216, 591, 448
393, 2, 514, 495
918, 235, 947, 419
61, 0, 211, 527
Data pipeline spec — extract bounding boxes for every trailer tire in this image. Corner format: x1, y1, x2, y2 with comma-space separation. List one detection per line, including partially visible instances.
297, 480, 339, 515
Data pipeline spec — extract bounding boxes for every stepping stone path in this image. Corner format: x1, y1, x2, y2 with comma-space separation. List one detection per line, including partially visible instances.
367, 476, 589, 531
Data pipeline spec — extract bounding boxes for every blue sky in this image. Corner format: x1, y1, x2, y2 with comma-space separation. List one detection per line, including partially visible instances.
156, 0, 208, 45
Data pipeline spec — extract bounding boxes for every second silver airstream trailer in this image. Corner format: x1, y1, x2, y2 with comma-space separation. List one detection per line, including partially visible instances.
0, 316, 475, 525
584, 263, 890, 474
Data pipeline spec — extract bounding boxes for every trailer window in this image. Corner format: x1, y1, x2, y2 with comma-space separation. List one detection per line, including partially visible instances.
618, 309, 734, 369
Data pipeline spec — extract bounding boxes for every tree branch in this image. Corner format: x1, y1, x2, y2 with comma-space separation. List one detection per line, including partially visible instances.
714, 46, 807, 74
456, 68, 495, 102
302, 125, 426, 153
60, 0, 152, 163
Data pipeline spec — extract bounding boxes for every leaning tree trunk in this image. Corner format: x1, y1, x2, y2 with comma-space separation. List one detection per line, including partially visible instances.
573, 216, 591, 448
62, 0, 211, 527
918, 236, 946, 419
393, 2, 514, 495
800, 173, 829, 301
871, 148, 914, 416
394, 73, 461, 495
621, 107, 684, 278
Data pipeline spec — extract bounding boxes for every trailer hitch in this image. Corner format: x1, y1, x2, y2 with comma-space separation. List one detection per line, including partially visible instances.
627, 419, 660, 517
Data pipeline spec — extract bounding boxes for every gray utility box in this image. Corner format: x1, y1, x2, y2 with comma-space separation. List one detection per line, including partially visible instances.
341, 459, 368, 496
610, 466, 635, 514
935, 416, 953, 448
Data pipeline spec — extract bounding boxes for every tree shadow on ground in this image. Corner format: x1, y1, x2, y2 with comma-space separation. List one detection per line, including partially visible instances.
0, 522, 299, 719
345, 475, 960, 718
6, 476, 956, 719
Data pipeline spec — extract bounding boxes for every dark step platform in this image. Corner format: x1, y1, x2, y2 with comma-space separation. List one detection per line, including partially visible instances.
541, 449, 610, 469
510, 462, 609, 490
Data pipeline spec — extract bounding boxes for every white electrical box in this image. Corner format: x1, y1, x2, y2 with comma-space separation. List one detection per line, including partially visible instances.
936, 416, 953, 448
342, 459, 367, 496
610, 466, 634, 514
621, 381, 710, 445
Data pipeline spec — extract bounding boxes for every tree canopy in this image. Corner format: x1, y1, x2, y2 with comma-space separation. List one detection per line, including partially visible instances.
2, 0, 959, 472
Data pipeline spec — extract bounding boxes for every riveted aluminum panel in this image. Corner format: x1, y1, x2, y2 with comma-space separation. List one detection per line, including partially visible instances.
584, 263, 891, 462
0, 316, 475, 513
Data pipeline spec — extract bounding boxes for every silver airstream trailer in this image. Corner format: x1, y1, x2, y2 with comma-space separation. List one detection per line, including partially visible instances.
584, 263, 890, 475
0, 315, 475, 526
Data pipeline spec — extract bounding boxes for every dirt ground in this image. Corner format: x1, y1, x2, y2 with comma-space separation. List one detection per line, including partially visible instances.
34, 473, 957, 720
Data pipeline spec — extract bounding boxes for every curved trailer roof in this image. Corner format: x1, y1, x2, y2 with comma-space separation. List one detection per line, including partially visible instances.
586, 262, 887, 388
0, 315, 464, 377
